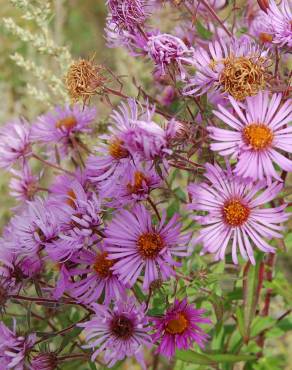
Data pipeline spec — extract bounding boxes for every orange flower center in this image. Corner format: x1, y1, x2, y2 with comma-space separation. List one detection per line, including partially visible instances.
56, 116, 77, 130
223, 199, 250, 227
93, 252, 115, 278
137, 232, 164, 259
108, 138, 129, 159
243, 124, 274, 150
66, 189, 77, 208
259, 32, 273, 43
127, 171, 148, 194
165, 313, 188, 335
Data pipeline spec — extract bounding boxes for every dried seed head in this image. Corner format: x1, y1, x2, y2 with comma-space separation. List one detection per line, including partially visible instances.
65, 59, 106, 103
219, 55, 268, 101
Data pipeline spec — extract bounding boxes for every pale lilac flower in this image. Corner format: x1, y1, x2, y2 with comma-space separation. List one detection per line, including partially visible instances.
144, 33, 193, 77
9, 163, 39, 202
79, 297, 151, 368
208, 91, 292, 181
67, 247, 126, 304
105, 204, 190, 289
184, 36, 269, 101
249, 13, 274, 44
265, 0, 292, 49
31, 104, 96, 146
152, 298, 210, 358
0, 321, 36, 370
0, 119, 31, 169
188, 163, 289, 264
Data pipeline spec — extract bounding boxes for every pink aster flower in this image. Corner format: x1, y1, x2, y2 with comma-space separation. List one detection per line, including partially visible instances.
152, 298, 210, 358
188, 163, 289, 265
0, 119, 31, 169
31, 104, 96, 155
79, 297, 151, 369
144, 33, 193, 78
208, 91, 292, 181
104, 204, 190, 289
9, 163, 39, 202
183, 36, 269, 101
265, 0, 292, 49
66, 247, 126, 304
0, 321, 36, 370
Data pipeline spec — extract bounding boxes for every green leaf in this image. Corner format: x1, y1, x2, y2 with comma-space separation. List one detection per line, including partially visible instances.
195, 20, 213, 40
250, 316, 276, 338
206, 353, 257, 363
176, 350, 256, 364
243, 256, 263, 342
176, 350, 215, 365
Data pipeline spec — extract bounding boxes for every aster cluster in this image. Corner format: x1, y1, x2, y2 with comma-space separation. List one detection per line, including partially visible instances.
0, 0, 291, 369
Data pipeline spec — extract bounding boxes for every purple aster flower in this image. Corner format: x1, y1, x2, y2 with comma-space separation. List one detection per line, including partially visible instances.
29, 352, 58, 370
144, 33, 193, 78
0, 321, 36, 370
46, 182, 103, 261
87, 99, 177, 190
248, 12, 274, 44
106, 0, 153, 32
9, 163, 39, 202
31, 104, 96, 154
208, 91, 292, 181
8, 198, 62, 257
100, 161, 161, 206
0, 238, 42, 283
184, 36, 269, 101
104, 204, 190, 289
265, 0, 292, 49
0, 119, 31, 169
188, 163, 289, 265
66, 247, 126, 304
78, 297, 152, 368
152, 298, 211, 358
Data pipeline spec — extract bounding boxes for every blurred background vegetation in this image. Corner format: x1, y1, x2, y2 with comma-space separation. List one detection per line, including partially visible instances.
0, 1, 291, 369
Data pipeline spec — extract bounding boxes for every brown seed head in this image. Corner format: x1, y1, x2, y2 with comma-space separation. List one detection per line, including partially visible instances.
65, 59, 106, 103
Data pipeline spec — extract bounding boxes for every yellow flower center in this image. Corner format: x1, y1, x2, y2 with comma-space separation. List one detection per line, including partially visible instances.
56, 116, 77, 130
93, 252, 115, 278
219, 56, 267, 101
165, 313, 188, 335
137, 232, 164, 259
223, 199, 250, 227
108, 138, 129, 159
243, 124, 274, 150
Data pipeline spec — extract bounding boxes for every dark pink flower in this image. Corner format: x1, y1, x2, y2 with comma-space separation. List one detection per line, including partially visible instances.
152, 299, 210, 358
